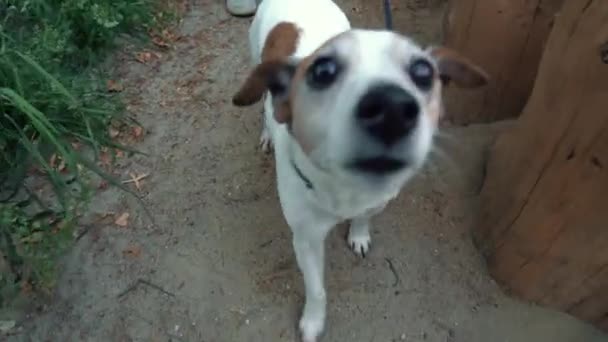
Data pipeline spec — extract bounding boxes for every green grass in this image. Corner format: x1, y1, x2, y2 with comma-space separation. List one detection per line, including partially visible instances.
0, 0, 175, 305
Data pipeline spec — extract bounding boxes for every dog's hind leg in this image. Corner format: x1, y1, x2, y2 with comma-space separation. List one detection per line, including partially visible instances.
259, 93, 274, 153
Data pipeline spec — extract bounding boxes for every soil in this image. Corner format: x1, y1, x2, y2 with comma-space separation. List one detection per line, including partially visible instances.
5, 1, 608, 341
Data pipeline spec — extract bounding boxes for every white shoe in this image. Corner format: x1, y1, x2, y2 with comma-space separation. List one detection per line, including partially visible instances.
226, 0, 257, 16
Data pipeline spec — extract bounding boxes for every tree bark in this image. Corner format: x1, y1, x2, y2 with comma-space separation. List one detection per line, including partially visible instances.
442, 0, 563, 124
475, 0, 608, 332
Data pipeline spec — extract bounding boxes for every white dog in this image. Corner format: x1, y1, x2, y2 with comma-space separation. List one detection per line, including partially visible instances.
232, 0, 488, 340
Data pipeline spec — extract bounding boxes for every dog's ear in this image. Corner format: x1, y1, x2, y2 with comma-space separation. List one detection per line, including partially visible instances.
427, 46, 489, 88
232, 59, 297, 123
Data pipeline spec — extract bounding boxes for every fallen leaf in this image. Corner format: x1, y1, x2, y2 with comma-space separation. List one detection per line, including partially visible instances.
163, 29, 178, 41
109, 127, 120, 138
107, 79, 124, 92
57, 159, 67, 172
152, 36, 170, 48
21, 281, 33, 295
123, 245, 142, 258
115, 212, 130, 227
132, 126, 144, 139
99, 151, 112, 167
49, 154, 58, 168
98, 180, 109, 190
49, 154, 67, 172
135, 51, 153, 64
115, 149, 125, 158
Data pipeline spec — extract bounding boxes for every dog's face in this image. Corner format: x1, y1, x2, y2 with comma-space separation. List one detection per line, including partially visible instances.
234, 29, 487, 180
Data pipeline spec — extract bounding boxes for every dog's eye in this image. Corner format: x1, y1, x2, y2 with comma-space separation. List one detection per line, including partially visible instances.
408, 59, 434, 90
307, 56, 341, 90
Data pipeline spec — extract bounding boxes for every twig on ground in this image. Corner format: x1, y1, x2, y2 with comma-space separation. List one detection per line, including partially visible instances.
117, 278, 176, 299
75, 225, 93, 241
259, 239, 273, 248
385, 257, 400, 287
121, 172, 149, 189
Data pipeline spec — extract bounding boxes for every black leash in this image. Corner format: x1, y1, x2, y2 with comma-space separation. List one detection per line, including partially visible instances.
383, 0, 393, 30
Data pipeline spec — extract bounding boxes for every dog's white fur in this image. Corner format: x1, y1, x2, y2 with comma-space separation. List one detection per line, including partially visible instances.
235, 0, 487, 340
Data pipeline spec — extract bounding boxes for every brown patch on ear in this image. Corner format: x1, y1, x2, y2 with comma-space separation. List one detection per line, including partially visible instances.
232, 22, 301, 123
262, 22, 301, 62
430, 47, 489, 88
232, 61, 285, 106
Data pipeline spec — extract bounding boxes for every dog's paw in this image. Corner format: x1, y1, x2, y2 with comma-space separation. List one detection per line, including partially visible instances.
259, 128, 273, 153
347, 230, 371, 258
299, 314, 324, 342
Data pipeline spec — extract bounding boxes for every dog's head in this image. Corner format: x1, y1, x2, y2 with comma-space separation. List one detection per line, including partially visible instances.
233, 27, 488, 179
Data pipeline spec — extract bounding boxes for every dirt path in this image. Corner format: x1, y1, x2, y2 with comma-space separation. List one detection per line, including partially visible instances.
10, 1, 607, 341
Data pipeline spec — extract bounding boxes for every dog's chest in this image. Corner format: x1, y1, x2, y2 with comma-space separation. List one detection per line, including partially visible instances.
306, 178, 399, 219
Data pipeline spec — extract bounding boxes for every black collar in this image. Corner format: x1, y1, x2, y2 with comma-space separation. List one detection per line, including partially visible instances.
291, 160, 314, 190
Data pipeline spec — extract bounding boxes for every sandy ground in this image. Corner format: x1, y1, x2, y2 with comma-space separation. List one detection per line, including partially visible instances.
6, 1, 608, 341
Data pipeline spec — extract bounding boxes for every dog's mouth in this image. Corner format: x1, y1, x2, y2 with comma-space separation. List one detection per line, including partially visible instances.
349, 156, 407, 174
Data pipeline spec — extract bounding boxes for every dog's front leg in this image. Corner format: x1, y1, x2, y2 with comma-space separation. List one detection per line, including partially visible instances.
292, 228, 330, 342
348, 216, 372, 257
348, 204, 387, 257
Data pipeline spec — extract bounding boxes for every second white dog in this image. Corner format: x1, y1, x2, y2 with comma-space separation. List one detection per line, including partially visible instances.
232, 0, 488, 340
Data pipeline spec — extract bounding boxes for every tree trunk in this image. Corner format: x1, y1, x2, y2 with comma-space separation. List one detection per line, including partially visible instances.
442, 0, 563, 125
475, 0, 608, 332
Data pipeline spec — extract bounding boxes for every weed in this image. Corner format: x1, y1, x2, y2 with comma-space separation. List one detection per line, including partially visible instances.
0, 0, 176, 304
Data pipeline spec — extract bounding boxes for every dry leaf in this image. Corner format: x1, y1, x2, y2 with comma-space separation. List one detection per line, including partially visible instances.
107, 80, 124, 92
123, 245, 142, 258
21, 281, 33, 295
57, 159, 67, 172
135, 51, 153, 64
99, 151, 112, 167
152, 36, 170, 48
115, 212, 130, 227
109, 127, 120, 138
115, 149, 125, 158
162, 29, 176, 40
132, 126, 144, 139
98, 180, 109, 190
49, 154, 67, 172
49, 154, 58, 168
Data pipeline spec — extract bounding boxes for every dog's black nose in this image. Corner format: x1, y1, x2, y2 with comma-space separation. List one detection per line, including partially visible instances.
356, 83, 419, 146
